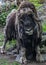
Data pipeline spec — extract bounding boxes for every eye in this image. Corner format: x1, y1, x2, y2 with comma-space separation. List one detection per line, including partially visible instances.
28, 14, 33, 17
23, 8, 26, 11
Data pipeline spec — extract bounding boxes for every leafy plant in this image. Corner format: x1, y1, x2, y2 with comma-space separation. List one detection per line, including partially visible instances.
0, 0, 42, 26
0, 5, 17, 26
29, 0, 42, 8
42, 22, 46, 32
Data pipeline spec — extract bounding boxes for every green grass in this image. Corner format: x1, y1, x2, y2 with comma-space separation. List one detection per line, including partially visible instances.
29, 0, 42, 8
0, 59, 20, 65
0, 32, 16, 49
42, 24, 46, 32
42, 21, 46, 32
0, 33, 4, 46
0, 29, 19, 65
0, 31, 20, 65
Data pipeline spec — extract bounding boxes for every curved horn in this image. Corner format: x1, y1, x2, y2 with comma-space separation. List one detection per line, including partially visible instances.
33, 15, 41, 22
18, 8, 33, 16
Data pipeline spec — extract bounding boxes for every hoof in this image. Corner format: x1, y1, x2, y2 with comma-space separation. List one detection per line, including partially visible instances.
22, 58, 27, 65
15, 55, 27, 64
0, 46, 6, 54
36, 54, 44, 62
1, 50, 6, 54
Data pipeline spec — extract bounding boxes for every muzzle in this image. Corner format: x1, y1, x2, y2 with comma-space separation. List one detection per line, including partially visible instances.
25, 24, 38, 35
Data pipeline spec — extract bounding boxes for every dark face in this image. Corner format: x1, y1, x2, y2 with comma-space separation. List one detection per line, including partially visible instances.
19, 13, 36, 35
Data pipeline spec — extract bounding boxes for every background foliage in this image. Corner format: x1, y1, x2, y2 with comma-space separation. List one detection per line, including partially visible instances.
29, 0, 42, 8
0, 5, 17, 26
0, 0, 42, 26
0, 0, 46, 32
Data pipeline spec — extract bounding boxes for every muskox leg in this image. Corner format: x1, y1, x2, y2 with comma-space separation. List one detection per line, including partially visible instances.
36, 45, 45, 62
1, 38, 8, 53
36, 38, 44, 62
16, 47, 27, 64
36, 45, 41, 62
20, 47, 27, 64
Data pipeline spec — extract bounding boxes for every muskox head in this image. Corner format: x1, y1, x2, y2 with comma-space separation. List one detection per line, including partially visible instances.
15, 1, 39, 39
19, 8, 37, 35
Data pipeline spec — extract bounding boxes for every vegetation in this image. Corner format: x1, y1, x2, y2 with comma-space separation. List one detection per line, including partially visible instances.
29, 0, 42, 8
0, 0, 42, 26
0, 5, 17, 26
0, 59, 20, 65
42, 21, 46, 32
0, 32, 16, 50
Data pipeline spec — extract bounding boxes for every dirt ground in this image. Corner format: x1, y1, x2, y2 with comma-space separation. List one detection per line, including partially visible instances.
0, 55, 46, 65
0, 52, 46, 65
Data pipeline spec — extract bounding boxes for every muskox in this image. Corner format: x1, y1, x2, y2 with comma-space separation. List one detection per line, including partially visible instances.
15, 1, 42, 63
1, 1, 42, 63
1, 9, 17, 53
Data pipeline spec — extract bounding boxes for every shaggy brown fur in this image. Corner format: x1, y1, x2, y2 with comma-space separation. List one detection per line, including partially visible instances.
18, 1, 38, 17
15, 1, 42, 62
1, 9, 17, 53
16, 1, 42, 39
4, 9, 16, 40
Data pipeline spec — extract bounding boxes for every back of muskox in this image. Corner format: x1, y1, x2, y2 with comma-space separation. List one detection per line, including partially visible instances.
0, 0, 46, 65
